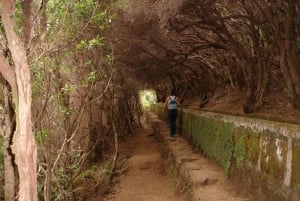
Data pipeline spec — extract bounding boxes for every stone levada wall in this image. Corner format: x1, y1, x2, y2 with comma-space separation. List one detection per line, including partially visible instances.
150, 104, 300, 201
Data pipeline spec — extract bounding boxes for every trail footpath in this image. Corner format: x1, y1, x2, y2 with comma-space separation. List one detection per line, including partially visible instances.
101, 112, 258, 201
103, 125, 188, 201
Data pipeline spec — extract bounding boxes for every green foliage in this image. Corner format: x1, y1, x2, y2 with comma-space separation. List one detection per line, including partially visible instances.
74, 165, 97, 183
101, 158, 113, 179
29, 0, 119, 200
59, 106, 70, 117
35, 129, 50, 144
104, 53, 115, 65
76, 36, 105, 49
87, 71, 97, 82
14, 1, 23, 31
31, 60, 47, 98
49, 152, 83, 201
47, 0, 113, 42
74, 0, 97, 17
51, 167, 74, 201
61, 83, 72, 95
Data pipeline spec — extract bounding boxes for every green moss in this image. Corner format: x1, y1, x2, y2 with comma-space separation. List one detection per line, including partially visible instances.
151, 104, 293, 184
292, 140, 300, 185
233, 132, 246, 167
214, 123, 234, 173
182, 112, 193, 139
245, 132, 260, 167
190, 116, 234, 173
260, 134, 286, 179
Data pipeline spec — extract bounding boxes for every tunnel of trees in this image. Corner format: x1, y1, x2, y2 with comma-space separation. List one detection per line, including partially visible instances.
0, 0, 299, 200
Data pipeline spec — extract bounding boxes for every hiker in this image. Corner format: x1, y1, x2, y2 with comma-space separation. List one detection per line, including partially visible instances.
164, 89, 180, 140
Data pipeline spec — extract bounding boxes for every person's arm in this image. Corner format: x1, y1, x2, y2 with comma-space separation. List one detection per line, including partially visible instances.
164, 96, 169, 112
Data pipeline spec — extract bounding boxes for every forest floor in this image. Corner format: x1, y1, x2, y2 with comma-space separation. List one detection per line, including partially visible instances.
86, 113, 269, 201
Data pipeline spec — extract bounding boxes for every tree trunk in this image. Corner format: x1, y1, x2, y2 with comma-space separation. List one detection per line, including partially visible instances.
262, 1, 300, 109
279, 40, 300, 108
109, 97, 119, 182
285, 41, 300, 108
2, 84, 16, 201
44, 158, 52, 201
1, 1, 37, 201
254, 60, 265, 109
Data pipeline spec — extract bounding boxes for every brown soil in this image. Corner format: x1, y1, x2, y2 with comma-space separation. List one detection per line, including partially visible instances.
102, 127, 189, 201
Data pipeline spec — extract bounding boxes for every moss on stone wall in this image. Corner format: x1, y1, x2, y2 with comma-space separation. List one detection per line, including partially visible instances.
180, 110, 192, 138
260, 134, 286, 180
245, 132, 260, 168
150, 104, 300, 198
189, 115, 234, 173
292, 140, 300, 186
233, 131, 246, 167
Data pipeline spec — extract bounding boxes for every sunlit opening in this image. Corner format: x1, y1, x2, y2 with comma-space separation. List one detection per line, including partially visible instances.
139, 89, 157, 110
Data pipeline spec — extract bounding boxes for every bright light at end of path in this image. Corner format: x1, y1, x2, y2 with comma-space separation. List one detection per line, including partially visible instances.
139, 89, 157, 110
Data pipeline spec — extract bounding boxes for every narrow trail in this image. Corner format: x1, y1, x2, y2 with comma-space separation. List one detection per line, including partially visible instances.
104, 127, 188, 201
102, 112, 257, 201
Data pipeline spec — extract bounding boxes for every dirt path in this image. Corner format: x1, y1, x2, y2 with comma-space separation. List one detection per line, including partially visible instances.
101, 112, 259, 201
104, 127, 188, 201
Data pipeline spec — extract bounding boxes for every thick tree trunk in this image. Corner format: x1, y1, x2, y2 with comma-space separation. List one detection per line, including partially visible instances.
0, 37, 18, 201
2, 84, 16, 201
1, 1, 38, 201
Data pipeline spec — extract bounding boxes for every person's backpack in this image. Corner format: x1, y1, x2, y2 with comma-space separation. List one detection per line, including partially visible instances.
168, 96, 177, 109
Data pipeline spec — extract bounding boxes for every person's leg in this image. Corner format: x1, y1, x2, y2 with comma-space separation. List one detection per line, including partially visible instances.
167, 110, 173, 137
173, 110, 177, 136
169, 110, 177, 137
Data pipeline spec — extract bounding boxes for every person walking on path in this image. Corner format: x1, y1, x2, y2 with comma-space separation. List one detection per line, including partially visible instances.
164, 89, 180, 140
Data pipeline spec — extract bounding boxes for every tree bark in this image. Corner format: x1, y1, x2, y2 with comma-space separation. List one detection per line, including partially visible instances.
1, 1, 38, 201
22, 0, 33, 49
260, 0, 300, 108
2, 83, 16, 201
280, 40, 300, 108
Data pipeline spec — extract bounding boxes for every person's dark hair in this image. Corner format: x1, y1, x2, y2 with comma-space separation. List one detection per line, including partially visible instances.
171, 89, 176, 96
